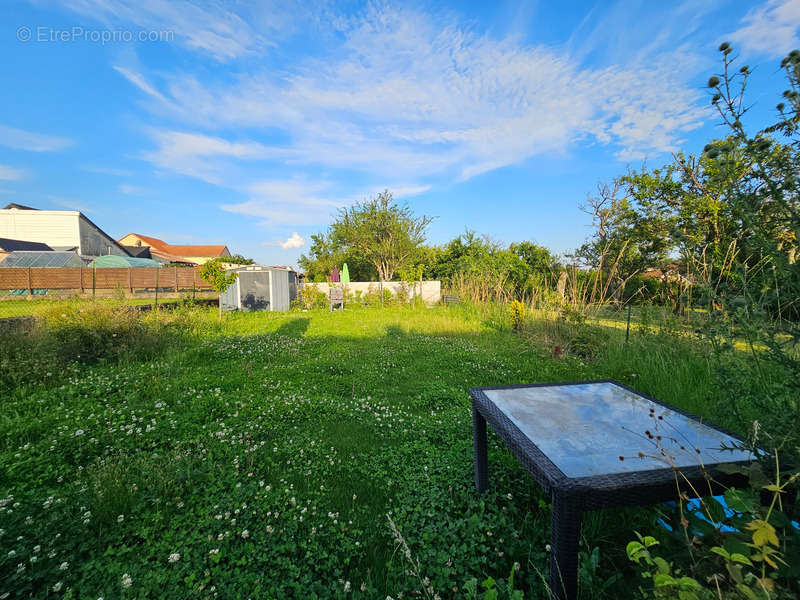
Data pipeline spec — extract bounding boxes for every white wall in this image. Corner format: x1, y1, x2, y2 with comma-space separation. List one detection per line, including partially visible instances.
0, 209, 129, 256
0, 210, 81, 249
308, 281, 441, 304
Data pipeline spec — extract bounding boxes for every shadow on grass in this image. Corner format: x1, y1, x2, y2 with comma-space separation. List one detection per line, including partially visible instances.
274, 317, 310, 338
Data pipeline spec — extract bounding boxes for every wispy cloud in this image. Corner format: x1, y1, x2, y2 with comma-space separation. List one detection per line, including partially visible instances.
113, 66, 170, 104
123, 4, 709, 186
0, 124, 72, 152
82, 165, 135, 177
46, 0, 279, 61
280, 232, 305, 249
222, 179, 343, 226
142, 130, 285, 184
119, 183, 148, 195
730, 0, 800, 57
48, 195, 93, 213
0, 165, 26, 180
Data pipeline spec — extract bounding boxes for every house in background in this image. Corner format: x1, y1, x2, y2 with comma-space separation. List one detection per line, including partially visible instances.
0, 204, 131, 257
119, 233, 231, 265
0, 237, 54, 263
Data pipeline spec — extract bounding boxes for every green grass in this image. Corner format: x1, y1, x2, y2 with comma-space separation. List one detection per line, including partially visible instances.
0, 296, 216, 319
0, 303, 752, 599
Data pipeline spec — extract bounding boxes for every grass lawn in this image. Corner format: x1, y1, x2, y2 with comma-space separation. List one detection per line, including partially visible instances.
0, 304, 742, 599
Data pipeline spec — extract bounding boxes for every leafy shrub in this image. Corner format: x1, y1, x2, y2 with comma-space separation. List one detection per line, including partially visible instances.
627, 459, 799, 599
297, 283, 328, 309
509, 300, 525, 332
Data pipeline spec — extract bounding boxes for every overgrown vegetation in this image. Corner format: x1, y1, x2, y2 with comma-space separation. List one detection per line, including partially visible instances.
1, 297, 796, 599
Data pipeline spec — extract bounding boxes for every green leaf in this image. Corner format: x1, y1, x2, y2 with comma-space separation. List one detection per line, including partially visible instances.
653, 557, 671, 575
725, 488, 757, 514
705, 497, 727, 523
730, 553, 753, 566
642, 535, 659, 548
626, 541, 646, 562
653, 573, 677, 588
735, 583, 760, 600
710, 546, 731, 560
677, 576, 701, 590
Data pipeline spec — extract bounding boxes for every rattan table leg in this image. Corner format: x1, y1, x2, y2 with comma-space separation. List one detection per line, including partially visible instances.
549, 494, 581, 600
473, 404, 488, 493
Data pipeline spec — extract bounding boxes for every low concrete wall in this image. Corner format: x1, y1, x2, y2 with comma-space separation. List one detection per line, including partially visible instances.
309, 281, 441, 304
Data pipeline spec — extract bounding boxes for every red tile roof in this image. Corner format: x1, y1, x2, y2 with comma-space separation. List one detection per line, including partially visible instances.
162, 244, 229, 256
120, 234, 228, 258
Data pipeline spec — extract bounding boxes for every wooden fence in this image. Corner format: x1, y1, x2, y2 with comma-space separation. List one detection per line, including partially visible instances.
0, 267, 213, 293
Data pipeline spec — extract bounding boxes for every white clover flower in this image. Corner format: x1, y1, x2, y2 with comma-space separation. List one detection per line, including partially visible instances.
52, 582, 63, 592
7, 550, 15, 558
168, 552, 180, 563
121, 573, 132, 588
241, 529, 249, 539
59, 561, 69, 571
344, 581, 351, 592
116, 515, 124, 523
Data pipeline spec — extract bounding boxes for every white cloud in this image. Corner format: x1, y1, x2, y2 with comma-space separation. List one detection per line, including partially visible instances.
142, 129, 284, 184
48, 0, 274, 61
222, 180, 342, 226
113, 66, 170, 104
123, 4, 709, 183
0, 124, 72, 152
730, 0, 800, 57
390, 185, 431, 198
0, 165, 25, 180
280, 232, 305, 249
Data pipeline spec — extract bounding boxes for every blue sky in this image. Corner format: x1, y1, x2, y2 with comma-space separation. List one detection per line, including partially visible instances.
1, 1, 799, 267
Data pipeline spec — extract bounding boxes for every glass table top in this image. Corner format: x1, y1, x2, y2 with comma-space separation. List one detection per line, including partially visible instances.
483, 382, 752, 478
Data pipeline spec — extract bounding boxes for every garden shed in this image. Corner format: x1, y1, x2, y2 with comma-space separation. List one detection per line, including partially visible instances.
220, 266, 298, 312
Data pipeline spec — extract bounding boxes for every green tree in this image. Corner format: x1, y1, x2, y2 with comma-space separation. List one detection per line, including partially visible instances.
574, 180, 673, 305
331, 190, 434, 283
224, 254, 255, 265
298, 232, 375, 282
199, 259, 238, 319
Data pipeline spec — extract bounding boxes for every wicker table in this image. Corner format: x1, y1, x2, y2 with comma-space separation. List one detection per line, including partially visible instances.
470, 380, 753, 600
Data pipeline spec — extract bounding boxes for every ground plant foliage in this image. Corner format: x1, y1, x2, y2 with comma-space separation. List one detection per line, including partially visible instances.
3, 300, 792, 599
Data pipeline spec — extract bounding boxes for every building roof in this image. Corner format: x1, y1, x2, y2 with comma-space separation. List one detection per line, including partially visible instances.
120, 233, 228, 257
164, 244, 229, 256
148, 247, 198, 266
0, 237, 54, 252
0, 251, 86, 268
2, 203, 38, 210
122, 245, 152, 258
